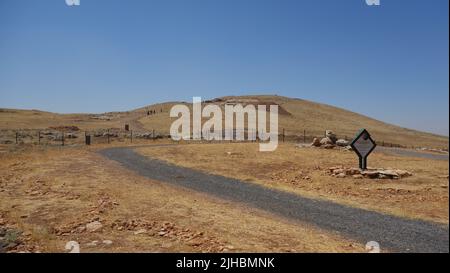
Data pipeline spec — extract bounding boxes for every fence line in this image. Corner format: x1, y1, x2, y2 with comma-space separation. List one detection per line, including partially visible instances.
0, 128, 446, 151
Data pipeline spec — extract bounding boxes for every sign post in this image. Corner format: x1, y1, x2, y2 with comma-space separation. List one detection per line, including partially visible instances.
350, 129, 376, 170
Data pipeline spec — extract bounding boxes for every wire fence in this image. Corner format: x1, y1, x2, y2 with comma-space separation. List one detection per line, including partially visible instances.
0, 127, 433, 150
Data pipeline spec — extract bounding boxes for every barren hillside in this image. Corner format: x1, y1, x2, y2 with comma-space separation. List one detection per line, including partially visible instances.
1, 95, 448, 149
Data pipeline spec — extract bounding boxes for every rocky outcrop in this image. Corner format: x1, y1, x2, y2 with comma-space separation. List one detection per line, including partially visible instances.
325, 130, 337, 143
328, 167, 413, 179
309, 130, 351, 150
320, 137, 334, 146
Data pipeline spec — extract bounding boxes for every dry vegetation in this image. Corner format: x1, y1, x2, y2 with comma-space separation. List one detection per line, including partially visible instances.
0, 144, 363, 253
2, 95, 448, 148
137, 142, 449, 224
1, 94, 448, 253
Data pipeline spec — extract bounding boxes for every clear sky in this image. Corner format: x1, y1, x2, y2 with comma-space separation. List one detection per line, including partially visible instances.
0, 0, 448, 136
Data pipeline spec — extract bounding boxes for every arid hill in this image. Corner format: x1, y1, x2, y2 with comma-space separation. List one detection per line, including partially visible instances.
0, 95, 448, 149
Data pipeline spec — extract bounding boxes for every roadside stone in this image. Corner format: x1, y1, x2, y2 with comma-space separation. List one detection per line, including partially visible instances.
320, 137, 333, 146
336, 139, 349, 147
352, 174, 364, 179
103, 240, 113, 245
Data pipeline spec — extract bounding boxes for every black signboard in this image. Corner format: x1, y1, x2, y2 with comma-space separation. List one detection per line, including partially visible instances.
350, 129, 376, 170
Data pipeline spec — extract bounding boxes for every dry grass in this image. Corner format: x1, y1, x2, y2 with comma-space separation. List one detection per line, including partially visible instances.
2, 95, 448, 148
0, 109, 128, 131
137, 142, 449, 224
137, 95, 449, 149
0, 145, 363, 253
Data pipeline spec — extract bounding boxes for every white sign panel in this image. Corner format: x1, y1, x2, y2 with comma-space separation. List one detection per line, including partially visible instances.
353, 137, 375, 157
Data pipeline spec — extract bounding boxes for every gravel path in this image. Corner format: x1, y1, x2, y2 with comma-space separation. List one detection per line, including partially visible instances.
99, 146, 449, 253
375, 147, 449, 161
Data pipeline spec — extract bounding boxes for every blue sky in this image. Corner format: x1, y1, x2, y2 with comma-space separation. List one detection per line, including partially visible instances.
0, 0, 448, 136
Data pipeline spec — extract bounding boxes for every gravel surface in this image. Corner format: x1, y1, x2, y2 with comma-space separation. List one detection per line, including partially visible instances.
99, 146, 449, 253
375, 147, 449, 161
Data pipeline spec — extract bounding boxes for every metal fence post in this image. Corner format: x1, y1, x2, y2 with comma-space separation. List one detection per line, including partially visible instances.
131, 130, 133, 143
62, 132, 64, 146
38, 131, 40, 145
15, 132, 18, 144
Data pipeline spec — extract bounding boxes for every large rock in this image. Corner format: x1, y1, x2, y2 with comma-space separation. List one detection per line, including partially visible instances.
329, 167, 412, 180
311, 138, 321, 147
86, 221, 103, 233
325, 130, 337, 143
336, 139, 349, 147
320, 137, 334, 145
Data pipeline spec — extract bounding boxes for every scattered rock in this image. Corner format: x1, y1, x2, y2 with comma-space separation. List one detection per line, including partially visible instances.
225, 244, 235, 250
0, 227, 7, 237
187, 238, 203, 247
103, 132, 118, 137
311, 138, 321, 147
325, 130, 337, 143
85, 221, 103, 233
86, 240, 99, 247
336, 139, 349, 147
134, 229, 147, 235
328, 167, 413, 180
74, 226, 86, 233
320, 137, 334, 146
102, 240, 113, 245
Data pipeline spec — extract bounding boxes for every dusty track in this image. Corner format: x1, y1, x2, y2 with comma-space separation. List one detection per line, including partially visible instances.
99, 145, 449, 253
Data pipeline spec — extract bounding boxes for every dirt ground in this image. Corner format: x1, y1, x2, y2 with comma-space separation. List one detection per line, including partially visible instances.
137, 142, 449, 224
0, 143, 364, 253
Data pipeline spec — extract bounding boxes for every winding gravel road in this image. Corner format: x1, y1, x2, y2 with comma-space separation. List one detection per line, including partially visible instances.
99, 146, 449, 253
375, 147, 449, 161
